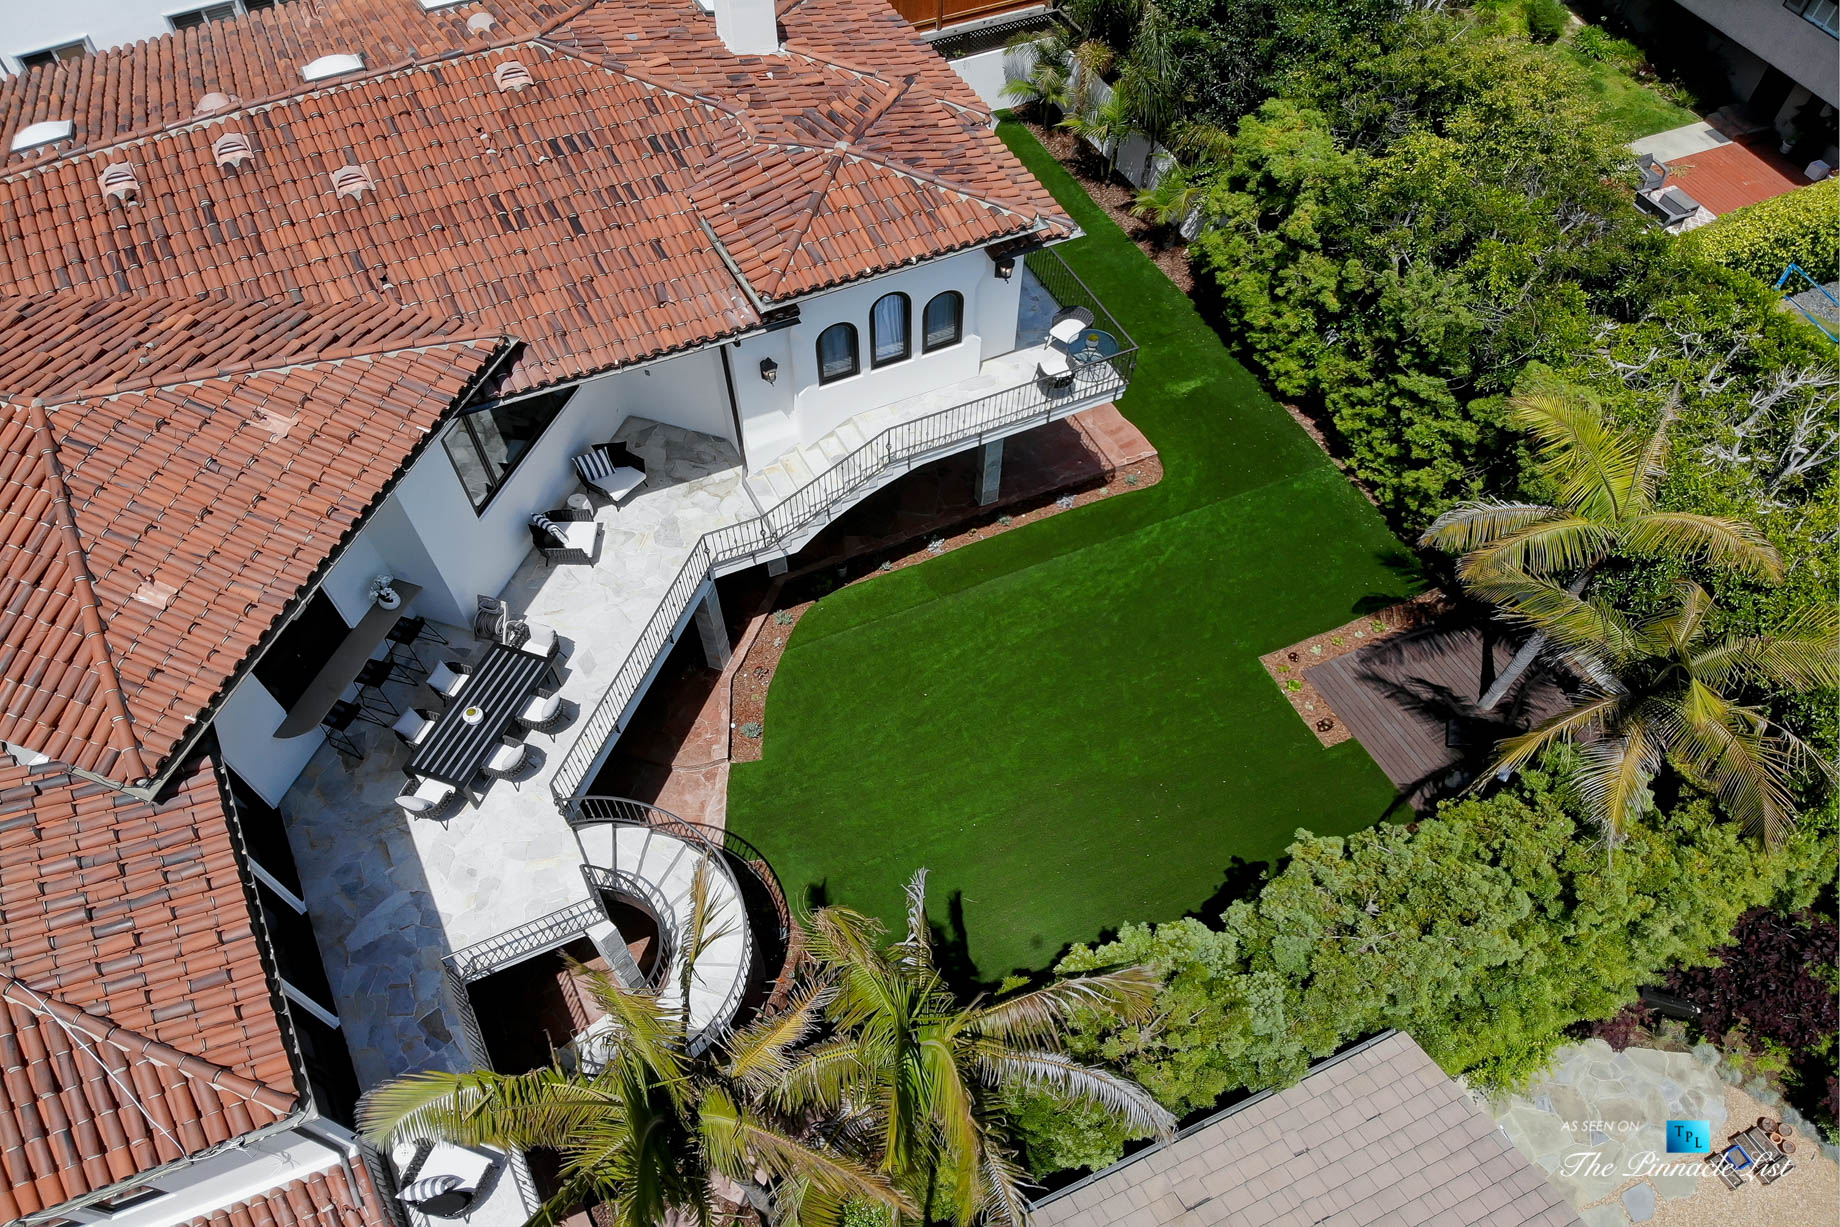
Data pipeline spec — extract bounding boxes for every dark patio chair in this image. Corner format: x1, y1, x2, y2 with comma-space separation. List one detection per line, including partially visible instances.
530, 506, 603, 566
1637, 186, 1701, 226
572, 438, 647, 505
1637, 152, 1668, 192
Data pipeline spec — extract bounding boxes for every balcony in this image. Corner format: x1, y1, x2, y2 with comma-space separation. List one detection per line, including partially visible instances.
275, 245, 1130, 1097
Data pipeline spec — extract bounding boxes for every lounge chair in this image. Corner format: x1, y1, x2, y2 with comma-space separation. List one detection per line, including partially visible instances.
572, 439, 647, 505
394, 1140, 500, 1219
530, 506, 602, 566
1637, 153, 1668, 192
1638, 186, 1702, 227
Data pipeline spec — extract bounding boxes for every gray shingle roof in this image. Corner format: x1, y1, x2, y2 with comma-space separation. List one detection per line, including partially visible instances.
1029, 1031, 1584, 1227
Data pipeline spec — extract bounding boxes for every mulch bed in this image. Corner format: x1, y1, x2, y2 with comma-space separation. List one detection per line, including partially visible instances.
729, 453, 1162, 761
1258, 592, 1456, 747
1021, 120, 1195, 294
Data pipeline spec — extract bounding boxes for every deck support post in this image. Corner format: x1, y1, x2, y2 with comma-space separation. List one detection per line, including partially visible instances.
693, 583, 731, 670
975, 438, 1004, 506
767, 555, 788, 577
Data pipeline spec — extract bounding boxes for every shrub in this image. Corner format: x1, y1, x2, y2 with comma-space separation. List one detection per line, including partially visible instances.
1524, 0, 1568, 43
1570, 24, 1641, 68
1687, 177, 1840, 285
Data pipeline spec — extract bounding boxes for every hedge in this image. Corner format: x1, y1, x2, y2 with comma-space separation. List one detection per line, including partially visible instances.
1688, 176, 1839, 285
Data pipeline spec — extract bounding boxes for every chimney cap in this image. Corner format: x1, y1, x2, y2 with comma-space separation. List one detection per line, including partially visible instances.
10, 119, 75, 153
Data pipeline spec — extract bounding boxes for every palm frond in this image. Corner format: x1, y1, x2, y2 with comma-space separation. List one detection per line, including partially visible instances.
976, 1142, 1037, 1227
1620, 512, 1783, 579
1631, 393, 1681, 502
357, 1066, 624, 1152
1691, 606, 1840, 693
1636, 580, 1716, 658
970, 966, 1160, 1046
1483, 691, 1628, 783
1464, 573, 1643, 665
968, 1043, 1176, 1139
1419, 500, 1559, 558
776, 1037, 873, 1113
698, 1086, 913, 1213
1454, 517, 1615, 581
1572, 726, 1660, 843
893, 867, 936, 974
918, 1032, 985, 1218
1656, 683, 1807, 843
1508, 388, 1646, 522
723, 978, 835, 1096
571, 962, 688, 1094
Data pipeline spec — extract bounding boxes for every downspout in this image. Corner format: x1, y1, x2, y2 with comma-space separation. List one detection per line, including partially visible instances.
717, 345, 749, 471
294, 1121, 369, 1211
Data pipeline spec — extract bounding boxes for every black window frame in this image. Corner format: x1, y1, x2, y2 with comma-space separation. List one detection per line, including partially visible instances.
442, 385, 579, 513
1784, 0, 1839, 36
18, 39, 90, 70
816, 322, 860, 384
869, 292, 911, 368
168, 2, 239, 31
922, 290, 964, 353
251, 590, 349, 712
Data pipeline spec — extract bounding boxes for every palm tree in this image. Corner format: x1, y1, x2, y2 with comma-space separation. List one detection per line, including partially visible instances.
1421, 386, 1783, 709
1131, 121, 1233, 232
782, 871, 1175, 1227
1059, 89, 1136, 180
1467, 573, 1837, 845
360, 865, 908, 1227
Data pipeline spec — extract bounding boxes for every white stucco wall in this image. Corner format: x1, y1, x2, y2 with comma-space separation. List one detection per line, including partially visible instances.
97, 1127, 350, 1227
215, 673, 323, 807
727, 249, 1017, 459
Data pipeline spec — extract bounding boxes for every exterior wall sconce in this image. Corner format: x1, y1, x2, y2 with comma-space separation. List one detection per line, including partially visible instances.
994, 257, 1015, 280
759, 357, 779, 383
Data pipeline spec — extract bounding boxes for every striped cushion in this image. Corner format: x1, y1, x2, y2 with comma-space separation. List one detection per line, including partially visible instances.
399, 1174, 464, 1204
529, 513, 569, 547
573, 446, 613, 483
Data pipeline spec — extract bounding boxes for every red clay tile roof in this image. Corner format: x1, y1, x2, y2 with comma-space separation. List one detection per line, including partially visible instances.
0, 294, 501, 785
0, 757, 301, 1223
182, 1160, 393, 1227
0, 0, 1068, 395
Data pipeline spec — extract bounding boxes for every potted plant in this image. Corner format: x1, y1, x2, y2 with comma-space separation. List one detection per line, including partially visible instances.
369, 574, 401, 610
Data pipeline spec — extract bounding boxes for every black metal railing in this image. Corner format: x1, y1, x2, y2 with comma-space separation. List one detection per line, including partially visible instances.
569, 797, 795, 1043
579, 863, 675, 991
548, 248, 1135, 805
444, 899, 607, 983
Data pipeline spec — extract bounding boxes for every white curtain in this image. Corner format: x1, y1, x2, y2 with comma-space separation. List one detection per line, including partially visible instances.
871, 294, 908, 364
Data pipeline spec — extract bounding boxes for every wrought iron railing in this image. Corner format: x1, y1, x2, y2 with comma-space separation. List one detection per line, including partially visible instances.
569, 797, 794, 1046
547, 249, 1135, 805
579, 863, 675, 990
445, 899, 607, 983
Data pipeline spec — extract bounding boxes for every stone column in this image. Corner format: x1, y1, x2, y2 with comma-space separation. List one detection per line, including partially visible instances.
693, 583, 732, 670
976, 437, 1004, 506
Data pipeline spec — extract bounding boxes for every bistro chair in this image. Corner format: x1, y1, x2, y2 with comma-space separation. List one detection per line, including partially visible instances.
428, 660, 472, 700
354, 658, 405, 716
386, 615, 447, 670
395, 776, 460, 822
1035, 349, 1073, 391
322, 699, 383, 760
516, 691, 568, 735
1048, 305, 1094, 350
392, 708, 438, 749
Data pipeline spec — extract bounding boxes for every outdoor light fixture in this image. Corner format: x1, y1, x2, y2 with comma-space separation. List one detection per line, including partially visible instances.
994, 257, 1015, 280
759, 357, 779, 383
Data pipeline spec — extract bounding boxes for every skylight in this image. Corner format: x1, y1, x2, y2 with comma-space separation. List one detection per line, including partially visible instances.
301, 53, 365, 82
9, 120, 74, 153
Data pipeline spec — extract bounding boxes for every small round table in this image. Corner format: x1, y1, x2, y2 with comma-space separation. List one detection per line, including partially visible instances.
566, 492, 592, 513
1068, 329, 1121, 382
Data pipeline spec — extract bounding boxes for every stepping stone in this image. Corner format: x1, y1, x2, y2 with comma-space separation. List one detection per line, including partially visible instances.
1622, 1181, 1656, 1223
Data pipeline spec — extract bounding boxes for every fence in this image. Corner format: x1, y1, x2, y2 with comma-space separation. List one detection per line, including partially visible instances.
547, 248, 1135, 806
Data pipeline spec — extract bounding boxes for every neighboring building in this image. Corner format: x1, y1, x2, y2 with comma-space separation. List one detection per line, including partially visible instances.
1030, 1032, 1588, 1227
0, 0, 1130, 1222
1615, 0, 1837, 151
2, 1, 291, 75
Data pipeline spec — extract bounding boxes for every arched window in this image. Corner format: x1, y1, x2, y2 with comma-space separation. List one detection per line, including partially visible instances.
816, 322, 859, 383
870, 293, 910, 367
922, 291, 963, 353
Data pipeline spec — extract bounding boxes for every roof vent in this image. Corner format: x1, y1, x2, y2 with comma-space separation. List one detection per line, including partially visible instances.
193, 91, 239, 117
493, 61, 533, 93
466, 12, 498, 36
98, 162, 140, 203
10, 119, 75, 153
420, 0, 469, 9
301, 53, 365, 82
330, 163, 376, 200
213, 131, 254, 169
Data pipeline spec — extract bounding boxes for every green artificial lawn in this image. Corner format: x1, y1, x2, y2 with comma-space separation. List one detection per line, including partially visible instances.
1558, 47, 1697, 143
726, 123, 1417, 983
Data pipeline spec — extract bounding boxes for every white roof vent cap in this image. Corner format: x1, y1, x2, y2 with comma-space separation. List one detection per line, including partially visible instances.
331, 163, 377, 200
466, 12, 498, 35
194, 91, 239, 117
213, 131, 254, 169
302, 53, 365, 82
493, 60, 533, 93
10, 119, 75, 153
98, 162, 140, 202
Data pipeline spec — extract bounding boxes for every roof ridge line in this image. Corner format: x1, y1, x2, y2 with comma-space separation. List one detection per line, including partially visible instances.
0, 975, 296, 1113
536, 38, 751, 122
846, 74, 913, 145
15, 402, 149, 782
752, 149, 848, 301
36, 323, 505, 407
833, 144, 1057, 227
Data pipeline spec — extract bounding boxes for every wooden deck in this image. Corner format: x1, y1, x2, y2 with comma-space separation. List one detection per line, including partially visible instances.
1307, 623, 1578, 809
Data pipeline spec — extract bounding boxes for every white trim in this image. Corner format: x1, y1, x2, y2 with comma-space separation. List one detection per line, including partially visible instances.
248, 859, 309, 914
280, 980, 342, 1031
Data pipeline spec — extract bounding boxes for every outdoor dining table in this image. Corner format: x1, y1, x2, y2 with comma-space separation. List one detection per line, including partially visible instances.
1068, 328, 1122, 382
407, 643, 551, 787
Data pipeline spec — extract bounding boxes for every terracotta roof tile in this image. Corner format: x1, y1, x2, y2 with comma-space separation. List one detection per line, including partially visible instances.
182, 1161, 394, 1227
0, 0, 1068, 395
0, 757, 300, 1223
0, 293, 500, 785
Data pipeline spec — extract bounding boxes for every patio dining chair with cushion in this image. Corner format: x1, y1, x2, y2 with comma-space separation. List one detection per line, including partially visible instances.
530, 507, 603, 566
571, 439, 647, 505
1048, 305, 1095, 349
395, 776, 460, 822
392, 708, 439, 748
482, 737, 535, 782
516, 691, 569, 735
428, 660, 472, 700
1035, 349, 1073, 391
